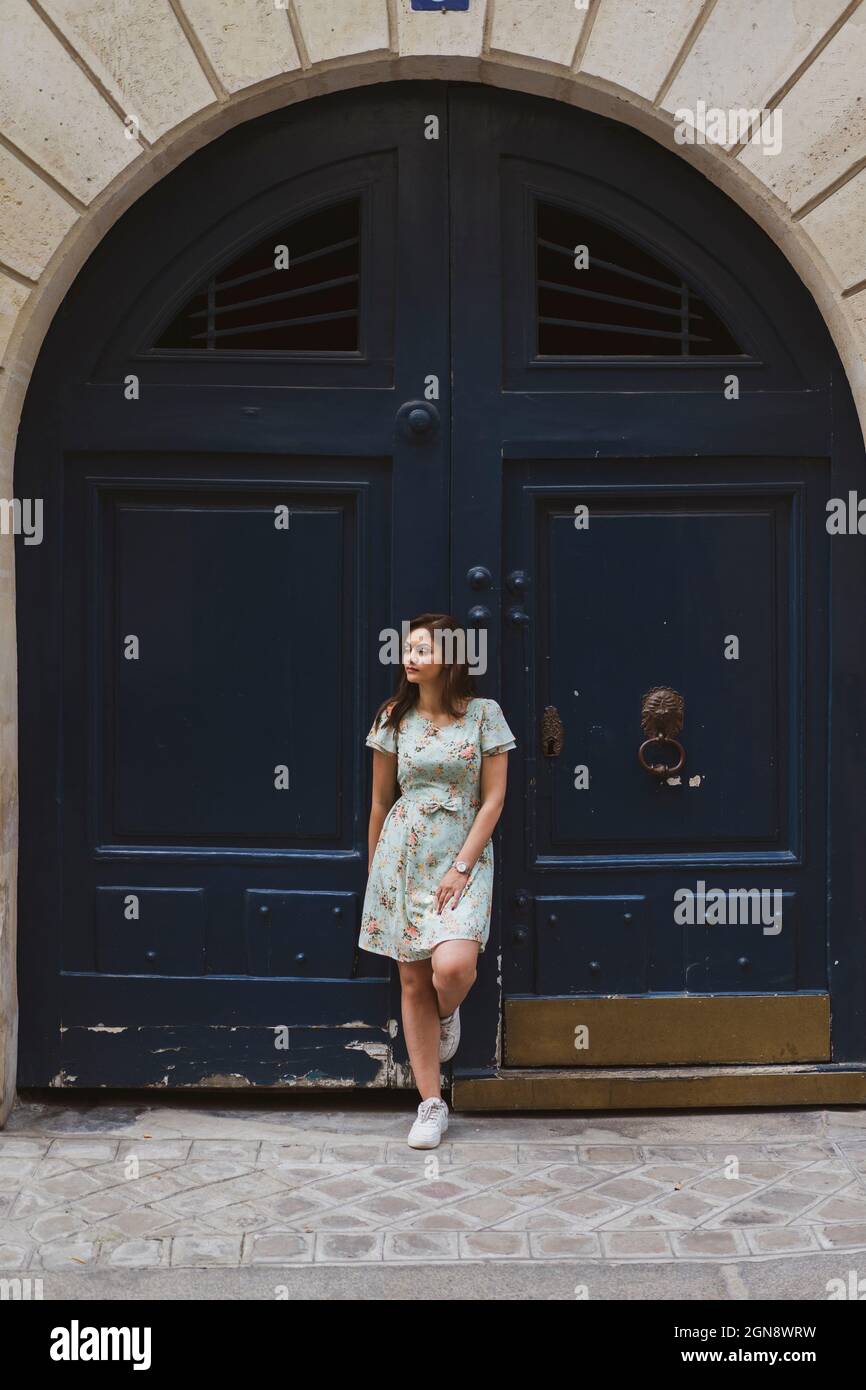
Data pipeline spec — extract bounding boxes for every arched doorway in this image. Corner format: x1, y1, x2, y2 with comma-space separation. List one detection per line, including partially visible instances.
15, 82, 866, 1098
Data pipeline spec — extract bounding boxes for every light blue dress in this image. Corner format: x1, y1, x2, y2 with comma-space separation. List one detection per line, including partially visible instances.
359, 697, 517, 961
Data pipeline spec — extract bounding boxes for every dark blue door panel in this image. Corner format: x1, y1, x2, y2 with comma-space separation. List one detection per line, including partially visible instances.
499, 458, 827, 1001
447, 84, 861, 1067
16, 84, 452, 1086
544, 501, 787, 849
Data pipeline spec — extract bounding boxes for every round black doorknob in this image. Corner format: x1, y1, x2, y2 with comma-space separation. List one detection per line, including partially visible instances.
145, 949, 157, 962
396, 399, 440, 440
468, 605, 490, 625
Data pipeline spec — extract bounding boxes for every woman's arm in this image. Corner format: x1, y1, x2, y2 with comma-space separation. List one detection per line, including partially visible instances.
368, 747, 399, 871
434, 751, 509, 912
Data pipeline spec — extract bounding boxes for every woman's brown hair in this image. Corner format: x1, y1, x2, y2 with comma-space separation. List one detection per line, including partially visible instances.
372, 612, 478, 734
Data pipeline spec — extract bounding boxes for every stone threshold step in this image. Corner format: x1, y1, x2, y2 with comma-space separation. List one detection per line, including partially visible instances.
452, 1064, 866, 1111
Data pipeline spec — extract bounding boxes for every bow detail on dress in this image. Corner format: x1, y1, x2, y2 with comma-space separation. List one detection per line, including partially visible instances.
417, 795, 464, 814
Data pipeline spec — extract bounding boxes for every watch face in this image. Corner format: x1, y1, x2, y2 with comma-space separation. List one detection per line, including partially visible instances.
456, 861, 468, 873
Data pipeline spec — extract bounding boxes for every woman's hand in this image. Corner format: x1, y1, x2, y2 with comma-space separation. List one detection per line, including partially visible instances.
435, 866, 469, 913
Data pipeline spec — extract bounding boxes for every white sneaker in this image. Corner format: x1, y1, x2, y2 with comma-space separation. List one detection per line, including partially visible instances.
439, 1005, 461, 1062
407, 1097, 449, 1148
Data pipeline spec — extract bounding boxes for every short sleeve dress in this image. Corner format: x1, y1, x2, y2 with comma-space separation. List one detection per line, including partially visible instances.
359, 697, 517, 961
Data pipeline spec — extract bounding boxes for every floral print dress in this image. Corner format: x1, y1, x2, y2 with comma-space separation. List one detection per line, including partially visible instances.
359, 697, 517, 962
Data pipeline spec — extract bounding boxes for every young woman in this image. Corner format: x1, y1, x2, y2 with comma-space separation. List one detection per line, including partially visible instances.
359, 612, 517, 1148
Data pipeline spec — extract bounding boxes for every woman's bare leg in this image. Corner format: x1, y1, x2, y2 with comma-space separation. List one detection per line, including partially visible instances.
431, 940, 479, 1020
399, 943, 481, 1100
398, 959, 442, 1100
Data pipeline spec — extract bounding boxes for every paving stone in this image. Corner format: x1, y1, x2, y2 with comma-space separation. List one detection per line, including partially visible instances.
33, 1241, 98, 1269
298, 1210, 379, 1232
811, 1193, 866, 1221
66, 1188, 137, 1220
751, 1186, 820, 1216
641, 1165, 706, 1185
517, 1145, 580, 1164
244, 1232, 313, 1264
460, 1231, 529, 1258
642, 1147, 708, 1163
814, 1222, 866, 1249
307, 1177, 380, 1202
116, 1140, 192, 1163
315, 1232, 383, 1261
0, 1242, 35, 1269
408, 1210, 479, 1231
188, 1141, 262, 1163
546, 1165, 608, 1191
453, 1194, 521, 1222
708, 1204, 800, 1228
103, 1239, 166, 1268
357, 1193, 425, 1219
46, 1141, 119, 1166
692, 1177, 762, 1199
408, 1179, 471, 1202
255, 1193, 326, 1222
601, 1209, 686, 1231
32, 1159, 78, 1180
656, 1192, 720, 1219
673, 1231, 748, 1257
493, 1209, 575, 1232
552, 1193, 625, 1222
28, 1212, 88, 1243
530, 1232, 601, 1257
497, 1177, 568, 1201
258, 1143, 322, 1165
35, 1171, 108, 1202
198, 1203, 274, 1234
0, 1140, 48, 1157
111, 1172, 194, 1204
170, 1236, 243, 1266
267, 1165, 330, 1190
384, 1230, 460, 1259
763, 1144, 835, 1162
170, 1159, 254, 1186
601, 1231, 673, 1257
579, 1146, 641, 1166
84, 1209, 172, 1240
322, 1144, 388, 1165
445, 1144, 521, 1164
366, 1166, 420, 1186
0, 1157, 41, 1183
746, 1228, 819, 1254
450, 1164, 516, 1186
727, 1161, 792, 1181
594, 1177, 667, 1203
778, 1170, 850, 1195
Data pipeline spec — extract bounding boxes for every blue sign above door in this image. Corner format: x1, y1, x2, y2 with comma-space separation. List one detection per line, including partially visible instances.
412, 1, 470, 10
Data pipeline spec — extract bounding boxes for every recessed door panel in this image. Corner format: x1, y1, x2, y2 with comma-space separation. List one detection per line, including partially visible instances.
542, 493, 791, 852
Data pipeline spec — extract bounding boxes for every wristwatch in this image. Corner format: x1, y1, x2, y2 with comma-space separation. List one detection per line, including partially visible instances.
454, 860, 470, 875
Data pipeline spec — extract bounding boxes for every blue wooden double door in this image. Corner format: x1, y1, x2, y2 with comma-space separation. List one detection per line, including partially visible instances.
16, 83, 865, 1087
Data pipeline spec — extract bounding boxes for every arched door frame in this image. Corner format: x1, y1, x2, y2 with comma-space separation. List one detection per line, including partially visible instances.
10, 79, 866, 1100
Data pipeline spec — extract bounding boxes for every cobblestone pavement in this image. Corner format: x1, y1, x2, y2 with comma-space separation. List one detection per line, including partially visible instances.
1, 1097, 865, 1291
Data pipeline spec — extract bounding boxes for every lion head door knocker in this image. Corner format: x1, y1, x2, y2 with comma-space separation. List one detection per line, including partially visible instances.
638, 686, 686, 780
